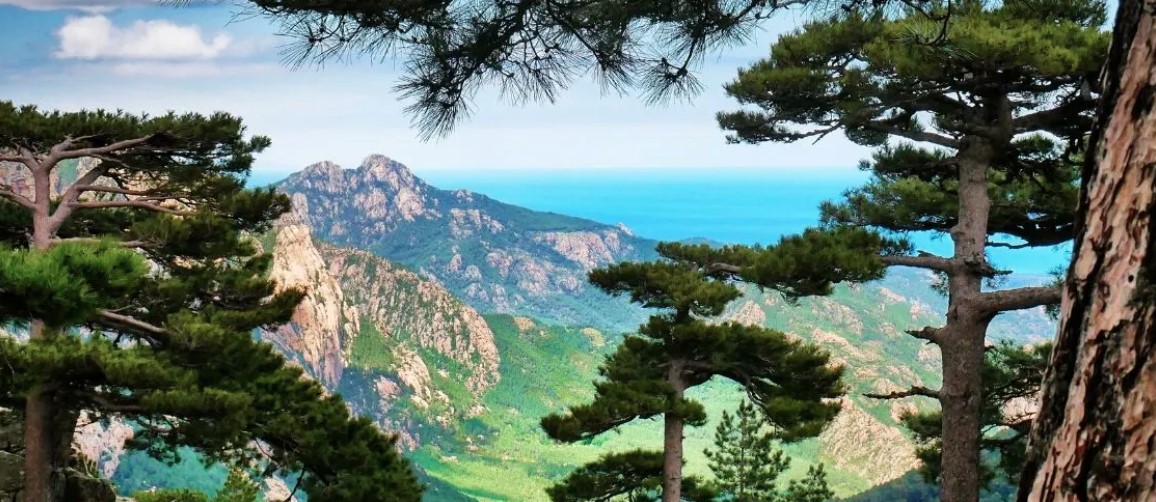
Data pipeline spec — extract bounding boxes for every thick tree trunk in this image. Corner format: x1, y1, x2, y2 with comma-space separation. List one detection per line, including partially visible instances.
939, 147, 994, 502
1019, 0, 1156, 499
938, 322, 988, 502
22, 164, 63, 502
663, 360, 686, 502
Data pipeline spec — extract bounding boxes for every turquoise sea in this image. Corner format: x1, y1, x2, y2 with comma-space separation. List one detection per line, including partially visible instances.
251, 167, 1072, 275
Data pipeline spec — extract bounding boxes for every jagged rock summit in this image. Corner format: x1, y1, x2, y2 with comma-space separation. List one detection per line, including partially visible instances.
277, 154, 657, 329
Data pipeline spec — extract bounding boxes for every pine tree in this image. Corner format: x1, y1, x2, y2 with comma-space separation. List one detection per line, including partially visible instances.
540, 232, 898, 502
0, 101, 421, 502
779, 465, 833, 502
545, 450, 717, 502
901, 341, 1051, 486
1018, 0, 1156, 498
704, 400, 789, 502
242, 0, 950, 137
214, 469, 262, 502
714, 2, 1108, 500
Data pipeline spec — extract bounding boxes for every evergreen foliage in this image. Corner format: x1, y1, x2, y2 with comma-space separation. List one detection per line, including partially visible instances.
132, 468, 262, 502
243, 0, 947, 137
705, 400, 789, 502
900, 341, 1051, 485
545, 449, 717, 502
704, 400, 834, 502
715, 1, 1107, 499
0, 101, 421, 501
541, 243, 847, 500
780, 465, 834, 502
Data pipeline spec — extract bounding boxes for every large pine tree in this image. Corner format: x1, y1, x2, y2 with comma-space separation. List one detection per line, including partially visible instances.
0, 102, 421, 502
541, 230, 898, 502
1018, 0, 1156, 498
714, 2, 1108, 500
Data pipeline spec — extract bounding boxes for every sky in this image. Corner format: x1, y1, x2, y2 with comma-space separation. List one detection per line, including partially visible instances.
0, 0, 873, 174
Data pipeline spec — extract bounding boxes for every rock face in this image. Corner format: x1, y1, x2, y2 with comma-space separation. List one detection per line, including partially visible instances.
265, 222, 349, 387
276, 154, 657, 330
320, 244, 501, 393
258, 219, 501, 451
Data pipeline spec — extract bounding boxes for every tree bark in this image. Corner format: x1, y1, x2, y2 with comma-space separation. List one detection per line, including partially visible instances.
937, 146, 995, 502
1019, 0, 1156, 499
663, 360, 686, 502
22, 161, 65, 502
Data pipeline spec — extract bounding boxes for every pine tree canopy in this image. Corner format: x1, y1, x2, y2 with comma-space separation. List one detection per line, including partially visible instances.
0, 101, 422, 500
244, 0, 953, 137
545, 450, 717, 502
718, 0, 1107, 248
541, 243, 846, 445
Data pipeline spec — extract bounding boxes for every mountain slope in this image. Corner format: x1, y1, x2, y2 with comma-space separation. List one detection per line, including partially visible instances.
276, 155, 657, 330
35, 153, 1058, 501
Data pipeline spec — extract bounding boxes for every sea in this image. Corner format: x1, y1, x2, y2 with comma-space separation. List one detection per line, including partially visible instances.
249, 167, 1071, 276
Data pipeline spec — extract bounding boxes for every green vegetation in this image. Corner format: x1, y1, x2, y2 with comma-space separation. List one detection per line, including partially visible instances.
542, 244, 851, 501
0, 101, 421, 501
706, 400, 794, 501
901, 341, 1052, 485
716, 1, 1106, 499
132, 468, 263, 502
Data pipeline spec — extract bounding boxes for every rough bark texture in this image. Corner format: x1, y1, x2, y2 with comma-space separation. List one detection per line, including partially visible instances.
23, 165, 57, 502
663, 361, 686, 502
1019, 0, 1156, 499
938, 147, 996, 502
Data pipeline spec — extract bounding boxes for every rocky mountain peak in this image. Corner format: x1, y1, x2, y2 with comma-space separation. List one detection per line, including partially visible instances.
359, 154, 420, 191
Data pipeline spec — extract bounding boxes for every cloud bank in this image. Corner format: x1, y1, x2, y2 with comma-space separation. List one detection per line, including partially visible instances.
55, 15, 234, 60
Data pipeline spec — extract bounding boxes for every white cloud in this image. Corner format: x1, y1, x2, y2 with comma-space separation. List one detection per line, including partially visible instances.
0, 0, 157, 13
55, 15, 236, 60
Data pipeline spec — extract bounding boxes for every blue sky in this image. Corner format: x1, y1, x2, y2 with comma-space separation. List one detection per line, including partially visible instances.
0, 0, 872, 174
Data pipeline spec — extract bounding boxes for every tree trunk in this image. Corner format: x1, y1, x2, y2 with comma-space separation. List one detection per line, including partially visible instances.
938, 322, 988, 502
22, 163, 63, 502
1018, 0, 1156, 499
939, 146, 994, 502
663, 360, 687, 502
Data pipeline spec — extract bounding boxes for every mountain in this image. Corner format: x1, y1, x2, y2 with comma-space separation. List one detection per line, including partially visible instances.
276, 155, 658, 331
1, 154, 1055, 501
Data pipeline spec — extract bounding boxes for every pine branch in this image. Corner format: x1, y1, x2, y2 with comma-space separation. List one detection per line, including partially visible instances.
1012, 97, 1093, 132
66, 200, 195, 216
98, 310, 165, 335
905, 326, 943, 345
881, 254, 953, 272
0, 186, 36, 211
49, 237, 153, 249
980, 285, 1062, 314
73, 184, 154, 197
87, 394, 146, 413
51, 163, 112, 228
988, 241, 1034, 250
863, 385, 941, 400
704, 262, 744, 276
48, 135, 159, 161
863, 121, 961, 149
